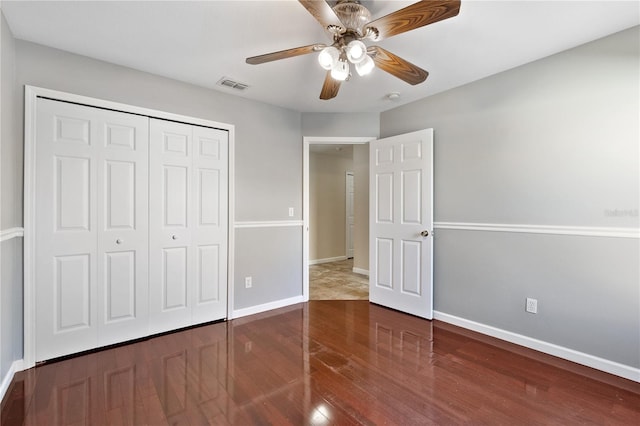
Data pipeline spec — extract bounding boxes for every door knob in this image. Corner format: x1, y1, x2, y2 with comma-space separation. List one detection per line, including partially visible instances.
420, 230, 429, 237
116, 239, 123, 244
171, 235, 177, 240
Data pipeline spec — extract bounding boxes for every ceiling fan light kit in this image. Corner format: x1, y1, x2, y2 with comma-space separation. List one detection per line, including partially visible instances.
345, 40, 367, 63
356, 54, 375, 76
331, 58, 350, 81
246, 0, 461, 100
318, 46, 340, 70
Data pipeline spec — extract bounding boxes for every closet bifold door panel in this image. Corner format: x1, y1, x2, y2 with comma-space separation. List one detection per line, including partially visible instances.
149, 119, 228, 335
35, 99, 149, 362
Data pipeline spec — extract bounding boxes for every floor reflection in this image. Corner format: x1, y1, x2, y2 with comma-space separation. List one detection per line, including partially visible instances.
3, 300, 638, 425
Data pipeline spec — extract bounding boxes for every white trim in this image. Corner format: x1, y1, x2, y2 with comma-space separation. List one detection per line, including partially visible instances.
433, 221, 639, 239
227, 125, 236, 320
345, 171, 354, 259
303, 136, 376, 303
23, 86, 37, 369
434, 311, 640, 383
352, 267, 369, 276
309, 256, 347, 265
234, 220, 303, 229
0, 227, 24, 242
0, 359, 24, 402
23, 85, 236, 368
232, 295, 305, 319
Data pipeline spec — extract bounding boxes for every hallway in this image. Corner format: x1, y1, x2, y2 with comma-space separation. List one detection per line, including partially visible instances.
309, 259, 368, 300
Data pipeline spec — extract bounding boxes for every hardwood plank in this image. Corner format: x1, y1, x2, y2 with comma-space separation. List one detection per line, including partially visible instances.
2, 300, 639, 425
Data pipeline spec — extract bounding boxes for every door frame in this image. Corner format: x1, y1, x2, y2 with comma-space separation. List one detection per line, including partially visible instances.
23, 85, 236, 369
345, 171, 354, 258
302, 136, 375, 301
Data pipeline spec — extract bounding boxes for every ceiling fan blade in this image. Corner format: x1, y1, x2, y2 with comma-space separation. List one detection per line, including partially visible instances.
246, 44, 323, 65
369, 46, 428, 85
365, 0, 460, 41
320, 71, 341, 100
298, 0, 344, 32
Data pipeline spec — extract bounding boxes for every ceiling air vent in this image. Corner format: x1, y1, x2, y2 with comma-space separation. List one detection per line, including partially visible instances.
216, 77, 249, 91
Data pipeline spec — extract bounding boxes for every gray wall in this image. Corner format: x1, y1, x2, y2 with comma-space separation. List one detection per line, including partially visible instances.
0, 9, 22, 384
381, 26, 640, 367
0, 10, 18, 230
302, 112, 379, 138
14, 40, 304, 314
309, 151, 353, 261
1, 238, 22, 378
234, 227, 302, 310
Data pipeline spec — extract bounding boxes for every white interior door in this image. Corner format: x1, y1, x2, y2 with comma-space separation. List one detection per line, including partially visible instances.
346, 172, 355, 259
35, 98, 149, 361
97, 107, 149, 346
369, 129, 434, 319
149, 119, 228, 334
191, 126, 228, 324
149, 119, 194, 333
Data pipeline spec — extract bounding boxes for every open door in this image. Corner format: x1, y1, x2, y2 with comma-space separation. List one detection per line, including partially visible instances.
369, 129, 433, 319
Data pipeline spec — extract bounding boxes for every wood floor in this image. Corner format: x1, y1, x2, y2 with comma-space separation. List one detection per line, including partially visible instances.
2, 301, 639, 425
309, 259, 368, 300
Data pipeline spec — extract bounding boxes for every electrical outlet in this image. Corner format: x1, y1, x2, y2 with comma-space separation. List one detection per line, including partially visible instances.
245, 341, 252, 353
245, 276, 252, 289
288, 207, 294, 217
526, 297, 538, 314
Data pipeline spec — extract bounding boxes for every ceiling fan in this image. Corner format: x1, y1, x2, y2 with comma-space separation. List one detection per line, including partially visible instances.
246, 0, 461, 100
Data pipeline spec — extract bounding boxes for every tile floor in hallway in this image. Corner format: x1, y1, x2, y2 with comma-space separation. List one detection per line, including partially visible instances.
309, 258, 369, 300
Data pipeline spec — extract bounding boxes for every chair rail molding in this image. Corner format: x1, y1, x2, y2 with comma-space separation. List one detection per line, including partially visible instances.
0, 227, 24, 242
234, 220, 303, 228
433, 222, 639, 239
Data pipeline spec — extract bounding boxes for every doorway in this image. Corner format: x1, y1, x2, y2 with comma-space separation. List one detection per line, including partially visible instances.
302, 136, 376, 301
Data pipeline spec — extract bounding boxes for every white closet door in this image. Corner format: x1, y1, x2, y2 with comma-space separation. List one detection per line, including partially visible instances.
191, 126, 228, 323
96, 108, 149, 346
149, 120, 194, 333
35, 99, 149, 361
149, 120, 228, 333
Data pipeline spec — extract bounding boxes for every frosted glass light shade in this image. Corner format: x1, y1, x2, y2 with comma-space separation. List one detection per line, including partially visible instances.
331, 59, 350, 81
318, 46, 340, 70
346, 40, 367, 64
355, 54, 374, 76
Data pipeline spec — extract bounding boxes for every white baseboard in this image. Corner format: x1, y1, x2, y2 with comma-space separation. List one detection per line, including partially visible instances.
0, 359, 24, 402
352, 267, 369, 276
433, 311, 640, 383
232, 295, 305, 319
309, 256, 347, 265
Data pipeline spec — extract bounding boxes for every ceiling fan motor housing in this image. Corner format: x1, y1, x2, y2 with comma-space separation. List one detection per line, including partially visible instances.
332, 0, 372, 36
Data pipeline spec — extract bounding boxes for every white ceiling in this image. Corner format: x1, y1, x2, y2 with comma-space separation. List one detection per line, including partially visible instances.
2, 1, 638, 113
